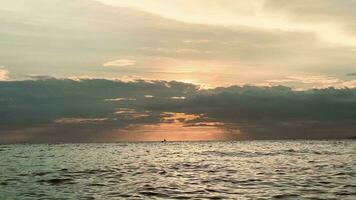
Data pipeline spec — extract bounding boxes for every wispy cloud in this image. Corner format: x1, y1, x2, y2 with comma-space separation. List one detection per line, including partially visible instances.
54, 118, 108, 124
171, 96, 186, 100
266, 75, 356, 89
103, 59, 136, 67
105, 97, 136, 101
267, 75, 340, 84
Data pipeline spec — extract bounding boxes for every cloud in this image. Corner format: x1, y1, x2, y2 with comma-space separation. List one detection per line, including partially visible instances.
105, 97, 136, 101
284, 76, 340, 84
115, 108, 150, 119
267, 75, 340, 84
267, 75, 356, 89
171, 96, 186, 100
0, 79, 199, 143
263, 0, 356, 46
145, 84, 356, 139
341, 80, 356, 88
54, 118, 108, 124
347, 72, 356, 76
103, 59, 136, 67
0, 67, 9, 81
1, 0, 356, 87
100, 0, 356, 47
263, 0, 356, 26
26, 75, 56, 80
0, 79, 356, 143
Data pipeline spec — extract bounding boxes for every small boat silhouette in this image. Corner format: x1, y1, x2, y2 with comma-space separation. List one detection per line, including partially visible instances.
161, 139, 167, 143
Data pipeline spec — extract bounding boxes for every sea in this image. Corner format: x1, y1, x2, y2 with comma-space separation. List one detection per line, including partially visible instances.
0, 140, 355, 200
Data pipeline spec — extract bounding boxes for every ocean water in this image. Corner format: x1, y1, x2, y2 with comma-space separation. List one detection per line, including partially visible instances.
0, 141, 355, 200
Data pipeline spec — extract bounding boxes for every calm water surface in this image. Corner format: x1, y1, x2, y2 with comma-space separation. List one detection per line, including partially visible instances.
0, 141, 355, 199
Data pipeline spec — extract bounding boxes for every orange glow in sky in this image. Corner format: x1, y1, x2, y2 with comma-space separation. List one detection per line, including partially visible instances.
111, 112, 240, 141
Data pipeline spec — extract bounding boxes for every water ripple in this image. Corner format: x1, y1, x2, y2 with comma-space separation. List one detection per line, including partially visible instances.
0, 141, 355, 199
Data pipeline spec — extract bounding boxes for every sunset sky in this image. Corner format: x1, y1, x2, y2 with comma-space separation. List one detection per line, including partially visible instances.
1, 0, 356, 143
1, 0, 356, 88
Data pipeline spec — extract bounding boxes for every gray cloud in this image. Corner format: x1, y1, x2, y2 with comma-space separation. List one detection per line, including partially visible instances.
347, 72, 356, 76
155, 85, 356, 139
1, 79, 356, 143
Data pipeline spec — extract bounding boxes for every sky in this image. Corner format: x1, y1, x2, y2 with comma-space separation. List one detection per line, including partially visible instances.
1, 0, 356, 143
1, 0, 356, 88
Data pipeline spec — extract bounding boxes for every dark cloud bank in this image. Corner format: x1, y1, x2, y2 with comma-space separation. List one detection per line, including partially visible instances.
1, 78, 356, 143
